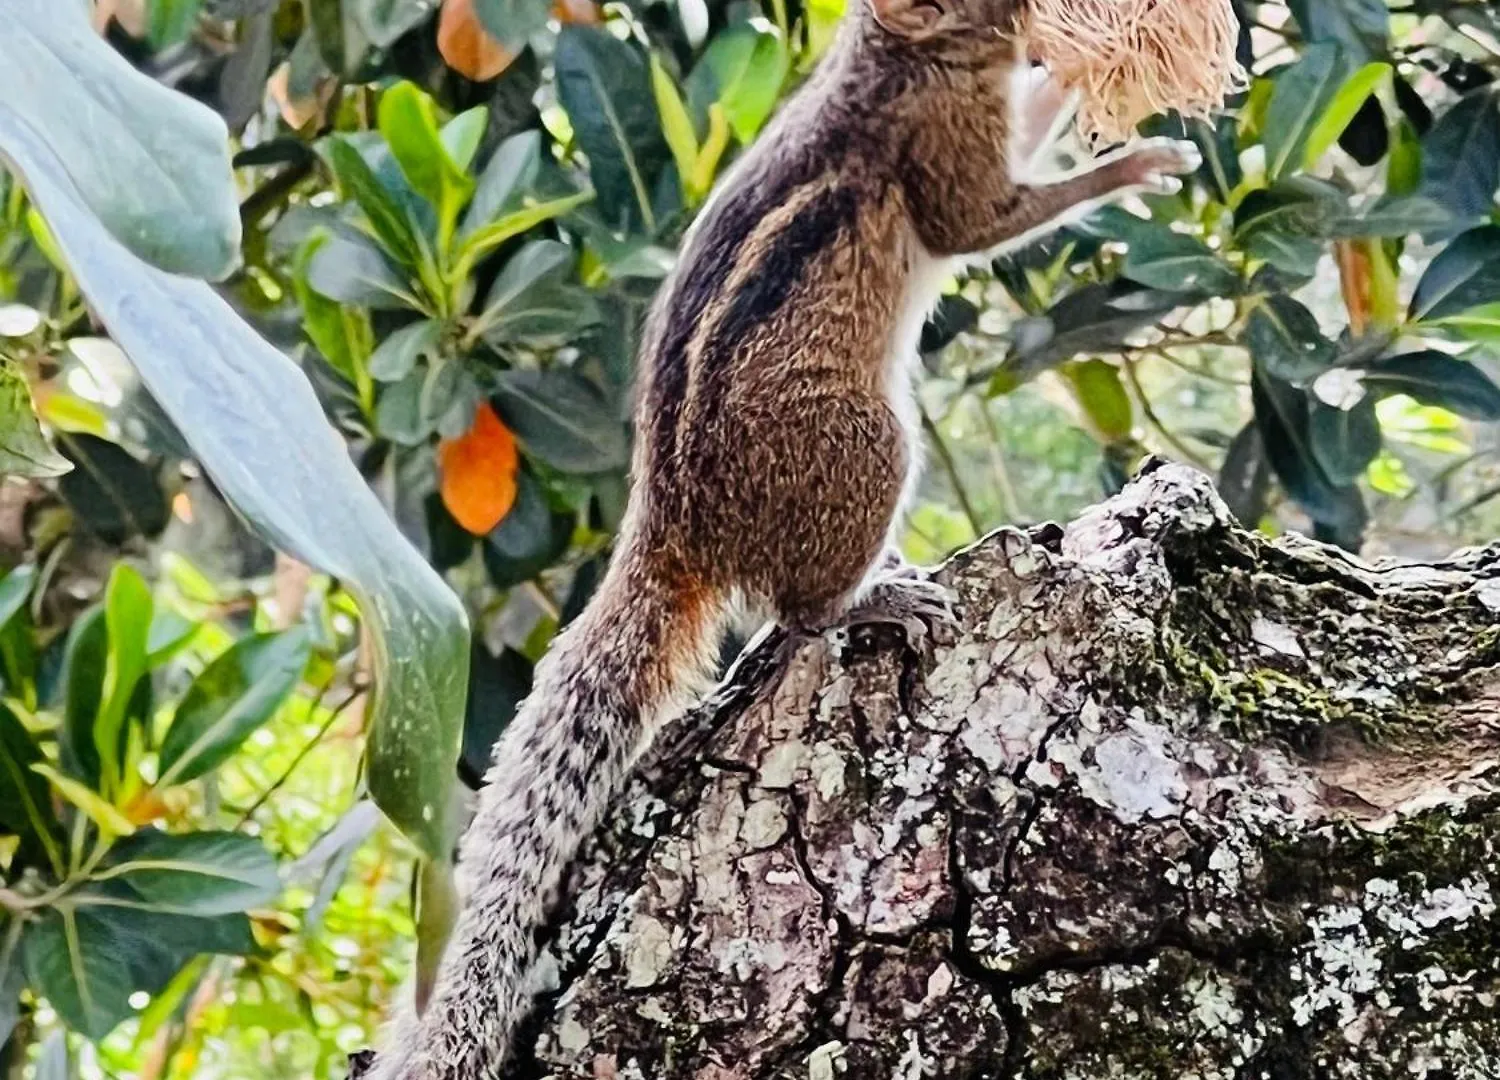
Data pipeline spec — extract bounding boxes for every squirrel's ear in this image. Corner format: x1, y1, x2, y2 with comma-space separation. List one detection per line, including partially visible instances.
868, 0, 946, 37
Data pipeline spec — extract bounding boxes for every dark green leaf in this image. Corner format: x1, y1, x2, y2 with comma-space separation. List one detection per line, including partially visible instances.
477, 240, 600, 348
1264, 45, 1358, 180
326, 137, 420, 268
1234, 176, 1349, 240
1189, 114, 1242, 204
349, 0, 435, 47
1360, 350, 1500, 420
0, 113, 469, 860
491, 368, 629, 474
1252, 364, 1362, 532
1121, 229, 1240, 295
1286, 0, 1387, 60
22, 908, 134, 1039
1243, 232, 1324, 280
1309, 396, 1381, 485
158, 629, 311, 785
1245, 295, 1337, 383
554, 27, 671, 235
920, 295, 979, 354
376, 370, 430, 446
101, 830, 281, 915
996, 283, 1185, 387
0, 701, 60, 862
459, 643, 532, 788
369, 319, 443, 383
1410, 226, 1500, 322
56, 434, 169, 545
460, 131, 544, 240
482, 467, 574, 587
1418, 89, 1500, 223
1217, 421, 1271, 527
59, 606, 107, 786
78, 899, 257, 992
305, 228, 417, 310
473, 0, 551, 52
0, 0, 239, 278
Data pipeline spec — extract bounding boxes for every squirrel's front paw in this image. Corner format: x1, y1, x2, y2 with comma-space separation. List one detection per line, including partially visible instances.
1120, 137, 1202, 195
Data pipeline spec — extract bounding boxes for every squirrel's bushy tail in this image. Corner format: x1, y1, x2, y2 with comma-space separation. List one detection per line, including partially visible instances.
371, 541, 722, 1080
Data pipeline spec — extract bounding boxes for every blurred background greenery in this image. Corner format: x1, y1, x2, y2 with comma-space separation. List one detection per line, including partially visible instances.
1, 0, 1499, 1075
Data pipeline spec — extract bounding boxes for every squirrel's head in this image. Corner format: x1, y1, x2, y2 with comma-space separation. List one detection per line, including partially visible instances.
864, 0, 1028, 52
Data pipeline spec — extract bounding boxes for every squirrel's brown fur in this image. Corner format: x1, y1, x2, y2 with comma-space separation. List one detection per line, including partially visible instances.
367, 0, 1198, 1074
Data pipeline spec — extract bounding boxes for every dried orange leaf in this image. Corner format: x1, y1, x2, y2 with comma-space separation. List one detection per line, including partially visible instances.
553, 0, 601, 26
439, 0, 515, 82
439, 401, 520, 535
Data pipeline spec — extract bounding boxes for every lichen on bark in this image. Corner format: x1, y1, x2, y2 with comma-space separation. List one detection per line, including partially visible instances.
505, 462, 1500, 1079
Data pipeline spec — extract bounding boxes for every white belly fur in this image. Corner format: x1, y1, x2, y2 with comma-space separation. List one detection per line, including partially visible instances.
882, 240, 960, 552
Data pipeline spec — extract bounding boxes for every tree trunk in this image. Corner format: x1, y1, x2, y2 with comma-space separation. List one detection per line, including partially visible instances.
511, 462, 1500, 1080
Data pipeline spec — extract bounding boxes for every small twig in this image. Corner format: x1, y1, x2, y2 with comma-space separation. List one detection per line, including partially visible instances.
920, 404, 984, 538
1121, 352, 1212, 470
977, 398, 1025, 523
235, 683, 367, 827
1147, 345, 1247, 387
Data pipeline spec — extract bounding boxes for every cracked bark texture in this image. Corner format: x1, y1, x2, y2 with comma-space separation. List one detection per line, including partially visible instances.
504, 462, 1500, 1080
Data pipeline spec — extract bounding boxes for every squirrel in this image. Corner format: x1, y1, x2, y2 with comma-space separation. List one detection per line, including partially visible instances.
365, 0, 1200, 1074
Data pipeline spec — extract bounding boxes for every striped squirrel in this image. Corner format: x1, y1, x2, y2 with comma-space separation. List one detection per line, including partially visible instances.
366, 0, 1200, 1074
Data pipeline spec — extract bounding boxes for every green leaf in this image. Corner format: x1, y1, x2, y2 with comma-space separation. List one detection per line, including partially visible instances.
555, 26, 671, 235
482, 467, 575, 587
996, 283, 1186, 389
376, 370, 429, 446
1301, 62, 1391, 170
475, 240, 600, 348
1410, 226, 1500, 323
0, 702, 61, 868
0, 111, 469, 860
1360, 350, 1500, 421
1265, 45, 1358, 181
455, 192, 594, 275
326, 137, 420, 268
305, 227, 419, 310
23, 908, 135, 1039
90, 564, 152, 797
1121, 229, 1239, 295
1061, 359, 1132, 443
491, 369, 630, 474
56, 434, 170, 545
442, 107, 490, 174
148, 0, 206, 47
0, 365, 68, 478
0, 564, 34, 635
1286, 0, 1387, 60
158, 630, 312, 786
1252, 363, 1363, 532
59, 606, 107, 786
695, 23, 789, 144
460, 132, 544, 240
146, 609, 199, 667
1189, 115, 1242, 205
473, 0, 552, 51
78, 901, 256, 990
652, 55, 700, 198
1217, 422, 1271, 527
0, 0, 239, 278
378, 83, 475, 247
370, 319, 444, 383
1418, 89, 1500, 223
31, 763, 136, 839
99, 830, 281, 915
1309, 396, 1381, 485
1245, 295, 1337, 383
350, 0, 436, 47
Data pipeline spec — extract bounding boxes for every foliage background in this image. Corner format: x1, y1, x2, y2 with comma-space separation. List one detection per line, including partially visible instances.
1, 0, 1499, 1075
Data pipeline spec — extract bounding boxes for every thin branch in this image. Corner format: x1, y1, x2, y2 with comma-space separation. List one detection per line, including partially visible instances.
235, 683, 367, 827
920, 404, 984, 538
1121, 352, 1212, 470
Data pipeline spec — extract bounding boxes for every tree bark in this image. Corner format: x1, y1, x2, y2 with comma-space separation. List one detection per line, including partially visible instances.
511, 461, 1500, 1080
